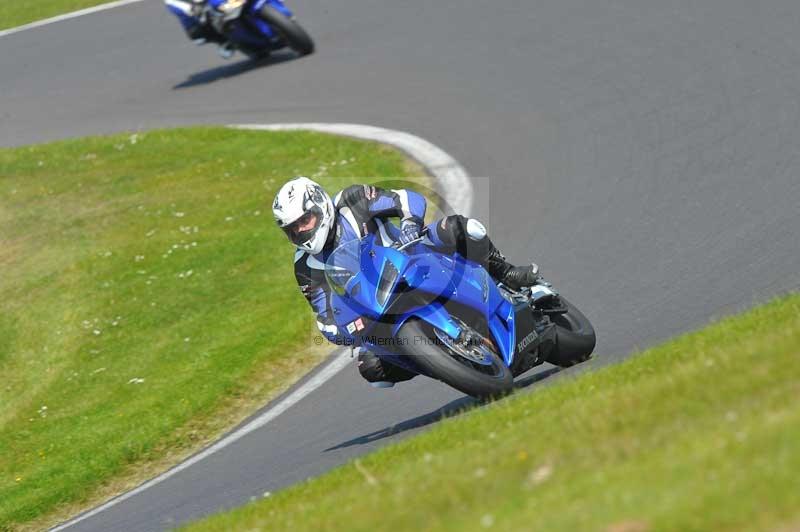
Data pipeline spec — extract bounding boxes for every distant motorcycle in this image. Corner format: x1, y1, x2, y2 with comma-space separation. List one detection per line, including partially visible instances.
325, 231, 596, 400
166, 0, 314, 59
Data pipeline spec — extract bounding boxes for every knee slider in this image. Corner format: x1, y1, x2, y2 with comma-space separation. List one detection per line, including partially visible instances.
357, 352, 386, 383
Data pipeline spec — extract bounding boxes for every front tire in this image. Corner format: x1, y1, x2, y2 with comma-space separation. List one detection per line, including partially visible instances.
396, 319, 513, 400
545, 297, 596, 367
259, 6, 314, 55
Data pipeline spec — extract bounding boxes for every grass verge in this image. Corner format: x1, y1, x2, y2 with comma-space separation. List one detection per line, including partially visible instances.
183, 294, 800, 532
0, 0, 116, 31
0, 126, 430, 530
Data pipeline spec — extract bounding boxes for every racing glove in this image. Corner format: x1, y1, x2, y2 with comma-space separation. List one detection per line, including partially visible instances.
398, 219, 422, 246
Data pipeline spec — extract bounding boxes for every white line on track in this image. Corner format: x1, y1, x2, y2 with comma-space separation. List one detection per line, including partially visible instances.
233, 123, 473, 216
51, 123, 472, 531
0, 0, 147, 39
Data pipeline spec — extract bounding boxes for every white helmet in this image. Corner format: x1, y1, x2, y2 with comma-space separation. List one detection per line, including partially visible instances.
272, 177, 335, 255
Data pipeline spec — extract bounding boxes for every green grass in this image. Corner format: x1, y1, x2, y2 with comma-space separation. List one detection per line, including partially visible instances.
0, 127, 430, 530
183, 294, 800, 532
0, 0, 115, 31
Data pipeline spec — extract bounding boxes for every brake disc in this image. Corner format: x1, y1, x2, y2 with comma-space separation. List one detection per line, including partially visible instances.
433, 320, 494, 366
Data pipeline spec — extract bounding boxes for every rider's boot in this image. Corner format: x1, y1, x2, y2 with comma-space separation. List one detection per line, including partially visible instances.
218, 41, 235, 59
357, 350, 416, 388
483, 247, 540, 291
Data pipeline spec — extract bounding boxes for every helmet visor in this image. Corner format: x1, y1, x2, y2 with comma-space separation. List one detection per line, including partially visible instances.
282, 207, 323, 247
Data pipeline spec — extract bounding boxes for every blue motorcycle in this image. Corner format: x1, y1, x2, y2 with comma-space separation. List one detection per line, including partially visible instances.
325, 232, 596, 399
166, 0, 314, 59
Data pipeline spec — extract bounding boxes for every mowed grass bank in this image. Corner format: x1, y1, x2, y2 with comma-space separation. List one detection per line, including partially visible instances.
0, 127, 424, 529
0, 0, 116, 31
185, 294, 800, 532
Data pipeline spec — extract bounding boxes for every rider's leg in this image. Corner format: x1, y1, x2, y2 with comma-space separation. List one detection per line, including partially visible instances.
426, 215, 539, 290
357, 350, 416, 387
187, 23, 226, 44
167, 1, 227, 44
165, 0, 222, 43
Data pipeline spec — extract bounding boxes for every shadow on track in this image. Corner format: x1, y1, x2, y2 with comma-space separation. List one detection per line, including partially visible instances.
173, 51, 298, 89
323, 366, 563, 452
323, 395, 476, 452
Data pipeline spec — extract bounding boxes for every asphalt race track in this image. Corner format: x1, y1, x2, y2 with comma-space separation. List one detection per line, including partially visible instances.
3, 0, 800, 530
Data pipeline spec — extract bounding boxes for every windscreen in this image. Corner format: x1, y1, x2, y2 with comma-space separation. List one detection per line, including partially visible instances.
324, 238, 362, 295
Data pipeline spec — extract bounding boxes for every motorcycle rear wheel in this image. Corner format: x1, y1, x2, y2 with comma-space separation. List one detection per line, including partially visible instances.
258, 6, 314, 55
545, 296, 596, 367
396, 319, 513, 400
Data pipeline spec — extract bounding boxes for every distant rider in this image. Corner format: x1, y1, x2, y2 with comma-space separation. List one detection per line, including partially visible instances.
164, 0, 233, 55
273, 177, 540, 387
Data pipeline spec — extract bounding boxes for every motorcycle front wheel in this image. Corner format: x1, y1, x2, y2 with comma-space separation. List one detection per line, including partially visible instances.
396, 318, 513, 400
258, 6, 314, 55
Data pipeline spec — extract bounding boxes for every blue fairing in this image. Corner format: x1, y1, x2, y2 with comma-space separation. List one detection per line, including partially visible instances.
327, 235, 519, 373
252, 0, 293, 17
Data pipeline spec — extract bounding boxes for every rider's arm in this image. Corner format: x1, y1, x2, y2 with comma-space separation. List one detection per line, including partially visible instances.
164, 0, 201, 32
335, 185, 427, 226
370, 186, 427, 225
295, 253, 343, 345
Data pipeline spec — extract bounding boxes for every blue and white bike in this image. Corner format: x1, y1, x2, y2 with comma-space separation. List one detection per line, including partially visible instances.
166, 0, 314, 59
325, 232, 596, 399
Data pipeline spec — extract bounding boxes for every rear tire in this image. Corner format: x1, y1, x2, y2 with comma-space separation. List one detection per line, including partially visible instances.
259, 6, 314, 55
396, 319, 513, 400
545, 297, 596, 367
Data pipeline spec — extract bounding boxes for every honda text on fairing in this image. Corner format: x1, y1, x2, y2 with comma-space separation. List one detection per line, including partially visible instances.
324, 231, 596, 399
165, 0, 314, 60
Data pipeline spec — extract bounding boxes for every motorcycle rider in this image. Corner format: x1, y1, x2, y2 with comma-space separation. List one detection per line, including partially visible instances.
273, 177, 539, 387
164, 0, 233, 55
